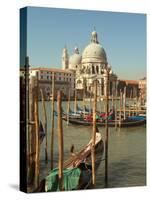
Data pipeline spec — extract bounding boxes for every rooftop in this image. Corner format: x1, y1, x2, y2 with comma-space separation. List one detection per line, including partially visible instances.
21, 67, 74, 74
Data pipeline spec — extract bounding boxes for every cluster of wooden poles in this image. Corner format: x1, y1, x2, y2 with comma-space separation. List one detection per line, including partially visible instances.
21, 54, 146, 194
27, 63, 145, 191
33, 72, 56, 189
29, 70, 108, 190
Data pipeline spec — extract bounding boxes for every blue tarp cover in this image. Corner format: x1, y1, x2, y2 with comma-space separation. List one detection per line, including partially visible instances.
128, 116, 145, 121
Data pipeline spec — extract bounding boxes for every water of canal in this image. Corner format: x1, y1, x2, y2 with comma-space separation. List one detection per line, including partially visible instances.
38, 100, 146, 189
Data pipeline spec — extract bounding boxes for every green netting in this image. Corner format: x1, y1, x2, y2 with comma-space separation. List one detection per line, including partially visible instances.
45, 167, 81, 191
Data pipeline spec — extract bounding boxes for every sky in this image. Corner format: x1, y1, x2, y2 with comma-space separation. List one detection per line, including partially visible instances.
24, 6, 146, 80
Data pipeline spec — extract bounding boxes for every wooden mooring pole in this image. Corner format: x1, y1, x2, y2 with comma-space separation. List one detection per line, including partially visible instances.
67, 89, 70, 125
123, 87, 126, 120
74, 88, 77, 113
25, 57, 30, 166
119, 90, 122, 127
129, 89, 132, 116
50, 72, 55, 170
115, 82, 118, 130
105, 68, 110, 187
34, 77, 40, 188
91, 80, 97, 186
40, 89, 48, 163
111, 94, 114, 109
57, 91, 64, 191
136, 96, 138, 115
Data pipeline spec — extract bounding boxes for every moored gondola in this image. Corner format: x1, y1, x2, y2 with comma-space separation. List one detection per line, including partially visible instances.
34, 131, 104, 192
63, 116, 146, 127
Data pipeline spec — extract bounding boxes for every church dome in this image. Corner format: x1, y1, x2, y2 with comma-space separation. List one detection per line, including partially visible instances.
82, 43, 107, 63
82, 31, 107, 64
69, 47, 82, 69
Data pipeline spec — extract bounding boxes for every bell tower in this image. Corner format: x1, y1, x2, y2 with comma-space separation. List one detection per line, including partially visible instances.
62, 46, 69, 70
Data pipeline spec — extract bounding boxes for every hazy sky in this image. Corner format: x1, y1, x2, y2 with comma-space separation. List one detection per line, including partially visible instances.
26, 6, 146, 80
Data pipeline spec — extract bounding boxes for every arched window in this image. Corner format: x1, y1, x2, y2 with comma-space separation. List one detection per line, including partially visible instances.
109, 81, 112, 96
92, 65, 95, 74
77, 79, 82, 84
96, 66, 99, 74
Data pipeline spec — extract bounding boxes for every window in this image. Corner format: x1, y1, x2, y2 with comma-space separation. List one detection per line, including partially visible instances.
47, 76, 49, 80
77, 79, 82, 84
41, 75, 43, 79
96, 66, 99, 74
92, 66, 95, 74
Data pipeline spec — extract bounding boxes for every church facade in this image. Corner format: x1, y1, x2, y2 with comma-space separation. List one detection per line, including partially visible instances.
62, 30, 118, 99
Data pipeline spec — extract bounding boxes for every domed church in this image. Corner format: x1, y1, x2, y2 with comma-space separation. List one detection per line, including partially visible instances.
62, 30, 118, 98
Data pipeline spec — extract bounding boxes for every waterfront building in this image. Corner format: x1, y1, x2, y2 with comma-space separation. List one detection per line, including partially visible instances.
21, 67, 75, 100
139, 77, 146, 102
62, 30, 118, 99
117, 79, 139, 98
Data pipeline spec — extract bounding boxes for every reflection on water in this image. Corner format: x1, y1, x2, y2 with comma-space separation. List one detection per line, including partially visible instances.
38, 101, 146, 188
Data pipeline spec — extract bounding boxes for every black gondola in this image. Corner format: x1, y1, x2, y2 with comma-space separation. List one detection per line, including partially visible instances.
63, 117, 146, 127
34, 131, 104, 192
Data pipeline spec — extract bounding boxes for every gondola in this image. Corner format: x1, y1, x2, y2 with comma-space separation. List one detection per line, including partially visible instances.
54, 109, 82, 119
34, 130, 104, 192
63, 116, 146, 127
54, 106, 97, 120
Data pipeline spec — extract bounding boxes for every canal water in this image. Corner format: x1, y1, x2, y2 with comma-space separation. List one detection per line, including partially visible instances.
38, 100, 146, 189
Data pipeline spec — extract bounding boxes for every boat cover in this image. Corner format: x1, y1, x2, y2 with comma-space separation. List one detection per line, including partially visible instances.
128, 116, 145, 121
45, 167, 81, 191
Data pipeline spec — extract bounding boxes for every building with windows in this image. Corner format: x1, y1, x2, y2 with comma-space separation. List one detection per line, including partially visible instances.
117, 79, 139, 98
139, 77, 146, 102
21, 67, 75, 100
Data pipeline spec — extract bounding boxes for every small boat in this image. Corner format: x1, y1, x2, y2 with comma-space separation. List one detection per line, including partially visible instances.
64, 116, 146, 127
54, 109, 82, 119
34, 129, 104, 192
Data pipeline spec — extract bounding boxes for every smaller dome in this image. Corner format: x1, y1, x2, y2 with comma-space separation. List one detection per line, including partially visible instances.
69, 47, 82, 69
69, 54, 82, 66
